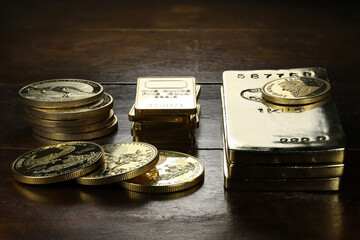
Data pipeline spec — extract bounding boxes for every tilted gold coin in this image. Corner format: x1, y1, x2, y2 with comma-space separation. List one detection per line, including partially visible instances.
121, 150, 204, 193
261, 77, 331, 105
19, 79, 104, 108
24, 110, 113, 128
11, 142, 104, 184
26, 93, 113, 120
77, 142, 158, 185
33, 116, 118, 141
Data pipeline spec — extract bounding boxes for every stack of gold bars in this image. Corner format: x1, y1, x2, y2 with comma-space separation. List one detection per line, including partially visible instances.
18, 79, 118, 141
11, 141, 205, 194
221, 67, 346, 191
129, 77, 201, 149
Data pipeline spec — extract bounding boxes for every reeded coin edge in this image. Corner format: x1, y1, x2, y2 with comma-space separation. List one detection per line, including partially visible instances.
24, 109, 113, 128
33, 116, 118, 141
31, 114, 115, 134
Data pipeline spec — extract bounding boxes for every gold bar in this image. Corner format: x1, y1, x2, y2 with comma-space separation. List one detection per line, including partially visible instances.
129, 104, 200, 123
131, 124, 197, 138
133, 136, 195, 144
221, 68, 346, 164
223, 144, 344, 179
223, 177, 340, 191
134, 77, 197, 116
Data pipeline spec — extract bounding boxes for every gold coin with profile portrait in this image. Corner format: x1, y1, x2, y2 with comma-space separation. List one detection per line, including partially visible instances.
261, 77, 331, 105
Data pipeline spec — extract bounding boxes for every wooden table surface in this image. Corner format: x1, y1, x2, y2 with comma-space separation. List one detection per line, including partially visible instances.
1, 1, 359, 239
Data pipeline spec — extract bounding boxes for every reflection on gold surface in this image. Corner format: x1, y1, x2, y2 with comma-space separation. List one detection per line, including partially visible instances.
13, 180, 81, 204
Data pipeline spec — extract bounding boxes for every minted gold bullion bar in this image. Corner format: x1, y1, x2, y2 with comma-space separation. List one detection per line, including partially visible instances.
134, 77, 197, 116
33, 116, 118, 141
129, 104, 200, 123
133, 136, 196, 145
221, 68, 346, 164
133, 104, 200, 129
133, 119, 199, 130
223, 155, 340, 191
223, 148, 344, 179
131, 124, 197, 138
222, 133, 344, 179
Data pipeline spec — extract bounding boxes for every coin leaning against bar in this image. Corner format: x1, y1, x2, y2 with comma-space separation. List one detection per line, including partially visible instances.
26, 93, 113, 120
121, 151, 204, 193
77, 142, 159, 185
11, 142, 104, 184
261, 77, 331, 105
19, 79, 104, 108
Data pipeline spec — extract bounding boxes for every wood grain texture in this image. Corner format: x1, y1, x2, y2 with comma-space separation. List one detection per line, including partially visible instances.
1, 1, 360, 239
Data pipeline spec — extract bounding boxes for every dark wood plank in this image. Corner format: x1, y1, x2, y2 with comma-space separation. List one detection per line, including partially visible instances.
0, 30, 358, 85
1, 149, 360, 240
1, 1, 360, 239
1, 0, 359, 31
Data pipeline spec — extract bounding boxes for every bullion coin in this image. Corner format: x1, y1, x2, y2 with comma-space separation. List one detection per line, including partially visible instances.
261, 77, 331, 105
121, 150, 204, 193
19, 79, 103, 108
77, 142, 158, 185
12, 142, 104, 184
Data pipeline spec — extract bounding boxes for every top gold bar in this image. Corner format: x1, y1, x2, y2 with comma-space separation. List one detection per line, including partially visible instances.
134, 77, 197, 116
222, 67, 346, 164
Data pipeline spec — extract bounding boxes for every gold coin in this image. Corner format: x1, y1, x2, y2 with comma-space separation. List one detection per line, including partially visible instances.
121, 150, 204, 193
33, 116, 118, 141
262, 96, 331, 113
25, 93, 113, 120
31, 113, 115, 134
19, 79, 104, 108
24, 110, 113, 128
261, 77, 331, 105
11, 142, 104, 184
77, 142, 159, 185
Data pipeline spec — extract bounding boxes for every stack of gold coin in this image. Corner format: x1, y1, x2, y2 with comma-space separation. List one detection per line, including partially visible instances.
128, 77, 201, 149
18, 79, 118, 141
221, 68, 346, 191
12, 142, 205, 194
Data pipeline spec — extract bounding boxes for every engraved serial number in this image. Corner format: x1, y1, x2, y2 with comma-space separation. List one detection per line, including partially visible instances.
237, 71, 312, 79
146, 103, 183, 108
280, 136, 327, 144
